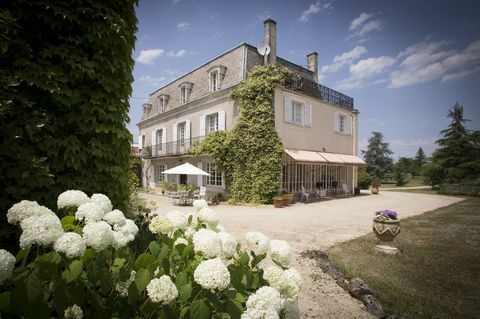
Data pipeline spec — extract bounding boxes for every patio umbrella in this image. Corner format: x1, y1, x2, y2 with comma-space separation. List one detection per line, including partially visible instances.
162, 162, 210, 176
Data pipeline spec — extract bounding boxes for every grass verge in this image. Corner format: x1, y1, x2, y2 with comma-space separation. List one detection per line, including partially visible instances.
327, 198, 480, 318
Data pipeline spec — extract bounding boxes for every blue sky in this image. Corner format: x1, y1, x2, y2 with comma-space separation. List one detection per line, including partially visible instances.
129, 0, 480, 159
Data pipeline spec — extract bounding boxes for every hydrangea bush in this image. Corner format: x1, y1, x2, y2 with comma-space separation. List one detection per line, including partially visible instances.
0, 192, 301, 318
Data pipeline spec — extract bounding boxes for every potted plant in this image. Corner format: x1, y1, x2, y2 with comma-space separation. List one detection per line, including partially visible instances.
371, 178, 380, 195
273, 196, 284, 208
372, 209, 400, 254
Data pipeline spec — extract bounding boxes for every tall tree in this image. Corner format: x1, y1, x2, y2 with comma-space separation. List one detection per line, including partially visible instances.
362, 132, 394, 180
432, 103, 480, 183
0, 1, 137, 247
413, 147, 427, 176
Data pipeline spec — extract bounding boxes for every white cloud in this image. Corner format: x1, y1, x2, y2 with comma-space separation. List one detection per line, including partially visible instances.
389, 37, 480, 88
299, 1, 322, 22
136, 49, 165, 65
321, 46, 367, 73
349, 13, 373, 31
336, 55, 396, 89
348, 12, 383, 38
251, 11, 271, 26
172, 0, 182, 4
138, 75, 167, 87
177, 22, 190, 30
136, 48, 187, 65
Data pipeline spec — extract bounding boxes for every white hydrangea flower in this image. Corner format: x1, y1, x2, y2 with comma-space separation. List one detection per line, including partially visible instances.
284, 268, 302, 287
269, 240, 292, 268
218, 232, 237, 258
115, 219, 139, 241
166, 210, 188, 230
115, 270, 136, 297
64, 304, 83, 319
245, 232, 270, 255
149, 216, 172, 235
263, 266, 299, 302
75, 202, 105, 223
192, 228, 222, 258
197, 207, 219, 227
19, 214, 64, 248
57, 190, 90, 209
241, 286, 282, 319
103, 209, 126, 227
193, 258, 230, 291
146, 275, 178, 304
174, 237, 189, 246
193, 199, 208, 211
112, 231, 130, 249
184, 225, 197, 239
0, 249, 16, 284
82, 221, 114, 251
7, 200, 56, 225
53, 232, 86, 258
90, 193, 113, 213
283, 300, 300, 319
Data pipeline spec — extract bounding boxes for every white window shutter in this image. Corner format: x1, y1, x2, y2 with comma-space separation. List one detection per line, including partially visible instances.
185, 120, 191, 147
173, 124, 178, 153
139, 134, 143, 149
347, 116, 353, 135
197, 162, 203, 186
284, 96, 293, 123
151, 130, 157, 156
218, 111, 226, 131
161, 127, 167, 154
334, 112, 339, 132
200, 116, 206, 136
305, 104, 312, 127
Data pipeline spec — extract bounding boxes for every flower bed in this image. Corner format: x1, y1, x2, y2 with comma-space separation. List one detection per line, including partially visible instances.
0, 190, 301, 318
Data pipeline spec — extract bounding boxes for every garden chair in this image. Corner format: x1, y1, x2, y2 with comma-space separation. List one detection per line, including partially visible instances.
301, 186, 312, 203
316, 189, 327, 199
341, 183, 351, 196
193, 186, 206, 200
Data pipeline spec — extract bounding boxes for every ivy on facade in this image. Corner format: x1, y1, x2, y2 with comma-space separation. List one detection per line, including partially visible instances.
191, 64, 295, 204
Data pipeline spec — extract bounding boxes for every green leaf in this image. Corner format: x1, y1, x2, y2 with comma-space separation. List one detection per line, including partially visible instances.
112, 257, 126, 273
53, 283, 69, 315
135, 253, 156, 270
60, 215, 76, 231
178, 283, 192, 302
226, 299, 244, 319
62, 260, 83, 283
251, 253, 266, 268
190, 300, 211, 319
239, 252, 249, 266
26, 272, 41, 303
148, 241, 161, 256
0, 292, 11, 313
135, 268, 151, 292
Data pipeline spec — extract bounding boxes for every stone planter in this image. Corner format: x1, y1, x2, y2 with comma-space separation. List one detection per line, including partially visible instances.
372, 219, 400, 254
273, 199, 284, 208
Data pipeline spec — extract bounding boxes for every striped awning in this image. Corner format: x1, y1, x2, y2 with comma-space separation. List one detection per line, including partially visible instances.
285, 149, 366, 165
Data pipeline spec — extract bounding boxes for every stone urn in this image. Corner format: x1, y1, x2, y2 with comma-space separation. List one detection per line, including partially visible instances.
372, 219, 400, 254
371, 186, 379, 195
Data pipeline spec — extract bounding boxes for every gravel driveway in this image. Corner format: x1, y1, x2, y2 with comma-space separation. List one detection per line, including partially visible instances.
141, 191, 463, 318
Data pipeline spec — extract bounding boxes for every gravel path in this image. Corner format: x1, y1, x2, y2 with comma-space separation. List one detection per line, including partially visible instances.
141, 191, 463, 318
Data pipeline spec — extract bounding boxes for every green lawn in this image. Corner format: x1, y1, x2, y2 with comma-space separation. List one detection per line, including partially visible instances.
381, 175, 428, 188
327, 198, 480, 318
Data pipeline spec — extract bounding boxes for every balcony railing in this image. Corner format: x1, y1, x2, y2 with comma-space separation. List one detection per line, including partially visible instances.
284, 77, 354, 109
141, 136, 206, 159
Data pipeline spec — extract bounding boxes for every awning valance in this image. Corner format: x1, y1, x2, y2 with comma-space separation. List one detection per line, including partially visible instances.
285, 149, 366, 166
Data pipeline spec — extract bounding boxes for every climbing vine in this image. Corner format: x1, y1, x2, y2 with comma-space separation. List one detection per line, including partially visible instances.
191, 64, 295, 204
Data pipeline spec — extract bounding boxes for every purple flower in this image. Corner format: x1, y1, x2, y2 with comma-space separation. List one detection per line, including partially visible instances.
374, 209, 398, 221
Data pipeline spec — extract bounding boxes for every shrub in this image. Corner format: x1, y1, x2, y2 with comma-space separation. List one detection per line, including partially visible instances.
0, 192, 301, 318
357, 168, 373, 189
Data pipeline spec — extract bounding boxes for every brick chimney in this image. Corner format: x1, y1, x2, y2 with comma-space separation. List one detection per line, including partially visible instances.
307, 52, 318, 82
264, 18, 277, 64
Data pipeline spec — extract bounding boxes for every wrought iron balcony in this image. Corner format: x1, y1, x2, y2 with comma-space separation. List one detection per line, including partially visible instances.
141, 136, 206, 159
284, 77, 354, 109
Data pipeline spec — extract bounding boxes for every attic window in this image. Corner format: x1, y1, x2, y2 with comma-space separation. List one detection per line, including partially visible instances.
207, 65, 227, 92
179, 81, 193, 104
142, 103, 152, 119
158, 95, 170, 112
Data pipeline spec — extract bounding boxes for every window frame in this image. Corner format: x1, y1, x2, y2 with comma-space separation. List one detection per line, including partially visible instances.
156, 129, 163, 151
339, 114, 346, 133
206, 113, 219, 133
292, 101, 304, 125
178, 122, 186, 147
205, 162, 223, 187
154, 164, 165, 184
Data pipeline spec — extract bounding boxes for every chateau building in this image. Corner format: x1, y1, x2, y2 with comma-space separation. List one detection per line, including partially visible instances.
138, 19, 365, 196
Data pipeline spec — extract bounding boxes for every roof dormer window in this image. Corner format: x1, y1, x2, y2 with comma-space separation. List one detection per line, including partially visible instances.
158, 94, 170, 112
142, 103, 152, 120
179, 81, 193, 104
207, 65, 227, 92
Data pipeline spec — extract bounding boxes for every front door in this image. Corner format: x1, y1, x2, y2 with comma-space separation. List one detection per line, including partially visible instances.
180, 174, 187, 185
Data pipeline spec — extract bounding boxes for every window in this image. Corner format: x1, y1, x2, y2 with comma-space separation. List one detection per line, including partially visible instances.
206, 113, 219, 133
154, 165, 165, 184
178, 122, 185, 147
159, 95, 169, 112
339, 114, 346, 133
156, 129, 163, 151
293, 101, 304, 125
210, 71, 219, 91
206, 162, 222, 186
179, 82, 193, 104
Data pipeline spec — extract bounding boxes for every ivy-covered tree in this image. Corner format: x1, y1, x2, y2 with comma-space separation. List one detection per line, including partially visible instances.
362, 132, 394, 180
191, 65, 292, 204
0, 1, 137, 246
432, 103, 480, 183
